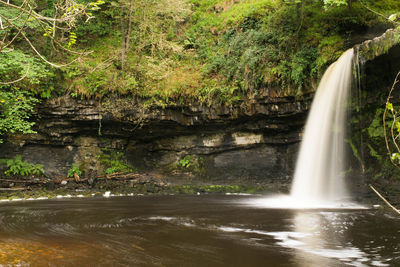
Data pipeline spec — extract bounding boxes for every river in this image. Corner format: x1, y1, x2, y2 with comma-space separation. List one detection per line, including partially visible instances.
0, 195, 398, 266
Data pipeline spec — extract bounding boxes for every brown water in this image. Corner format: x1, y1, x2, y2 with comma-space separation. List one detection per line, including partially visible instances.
0, 195, 398, 266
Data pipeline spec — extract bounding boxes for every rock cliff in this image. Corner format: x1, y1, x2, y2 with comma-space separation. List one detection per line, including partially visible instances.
1, 28, 400, 188
1, 93, 311, 185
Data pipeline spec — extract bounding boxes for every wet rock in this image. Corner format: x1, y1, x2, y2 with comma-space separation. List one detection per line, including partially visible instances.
46, 181, 56, 190
88, 177, 95, 186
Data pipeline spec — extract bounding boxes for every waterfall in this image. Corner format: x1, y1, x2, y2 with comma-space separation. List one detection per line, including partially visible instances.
290, 49, 354, 202
245, 48, 364, 209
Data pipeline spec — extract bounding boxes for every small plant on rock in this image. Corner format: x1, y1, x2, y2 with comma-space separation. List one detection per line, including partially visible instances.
179, 155, 192, 168
178, 155, 205, 174
67, 163, 82, 178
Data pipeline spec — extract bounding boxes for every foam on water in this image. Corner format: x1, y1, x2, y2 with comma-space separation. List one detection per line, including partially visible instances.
244, 195, 366, 210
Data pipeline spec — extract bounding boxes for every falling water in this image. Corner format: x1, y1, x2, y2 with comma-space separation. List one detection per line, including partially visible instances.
290, 48, 354, 203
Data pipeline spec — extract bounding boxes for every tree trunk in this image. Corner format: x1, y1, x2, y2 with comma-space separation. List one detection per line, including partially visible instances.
125, 0, 133, 53
120, 5, 126, 70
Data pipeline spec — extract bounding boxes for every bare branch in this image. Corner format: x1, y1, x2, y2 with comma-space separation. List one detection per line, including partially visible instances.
90, 56, 116, 73
0, 0, 90, 24
26, 9, 89, 56
359, 0, 400, 25
370, 185, 400, 215
0, 6, 33, 50
383, 71, 400, 170
7, 0, 29, 22
0, 5, 93, 68
20, 31, 91, 68
390, 110, 400, 153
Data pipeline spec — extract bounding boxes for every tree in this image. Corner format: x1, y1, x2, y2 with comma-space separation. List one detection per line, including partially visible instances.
0, 0, 104, 69
0, 0, 103, 142
112, 0, 191, 70
119, 0, 133, 70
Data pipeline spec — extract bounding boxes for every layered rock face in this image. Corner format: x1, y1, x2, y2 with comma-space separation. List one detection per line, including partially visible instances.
355, 27, 400, 64
0, 94, 311, 184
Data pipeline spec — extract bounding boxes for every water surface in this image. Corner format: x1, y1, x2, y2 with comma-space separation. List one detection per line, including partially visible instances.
0, 195, 398, 266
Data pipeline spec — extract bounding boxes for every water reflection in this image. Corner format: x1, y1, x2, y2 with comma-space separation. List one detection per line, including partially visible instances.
267, 211, 390, 267
0, 196, 397, 266
0, 239, 99, 266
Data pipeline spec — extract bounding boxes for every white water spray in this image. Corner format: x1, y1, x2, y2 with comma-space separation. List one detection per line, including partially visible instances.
244, 49, 364, 209
290, 49, 354, 203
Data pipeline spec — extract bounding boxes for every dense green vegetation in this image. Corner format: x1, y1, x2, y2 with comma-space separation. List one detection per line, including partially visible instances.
0, 0, 102, 142
67, 0, 399, 101
1, 0, 400, 140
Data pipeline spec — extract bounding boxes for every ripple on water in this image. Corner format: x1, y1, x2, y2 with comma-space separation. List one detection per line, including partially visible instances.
215, 224, 392, 267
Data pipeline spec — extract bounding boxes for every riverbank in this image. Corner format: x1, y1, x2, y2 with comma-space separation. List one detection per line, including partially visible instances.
0, 171, 282, 201
0, 171, 398, 212
1, 169, 400, 212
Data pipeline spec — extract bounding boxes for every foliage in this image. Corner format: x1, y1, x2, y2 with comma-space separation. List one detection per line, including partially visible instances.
368, 108, 386, 139
67, 163, 83, 178
56, 0, 400, 105
181, 0, 396, 99
0, 0, 100, 65
0, 50, 54, 96
0, 49, 54, 142
0, 89, 40, 143
346, 138, 362, 163
0, 0, 104, 141
4, 155, 44, 177
98, 149, 135, 175
323, 0, 348, 8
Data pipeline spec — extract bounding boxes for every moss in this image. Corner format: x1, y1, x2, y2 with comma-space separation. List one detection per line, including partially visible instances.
358, 27, 400, 63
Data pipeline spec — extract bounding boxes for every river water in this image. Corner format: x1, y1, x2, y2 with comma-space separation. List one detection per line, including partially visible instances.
0, 195, 398, 266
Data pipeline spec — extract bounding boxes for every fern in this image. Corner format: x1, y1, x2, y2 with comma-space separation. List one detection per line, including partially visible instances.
4, 156, 44, 177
